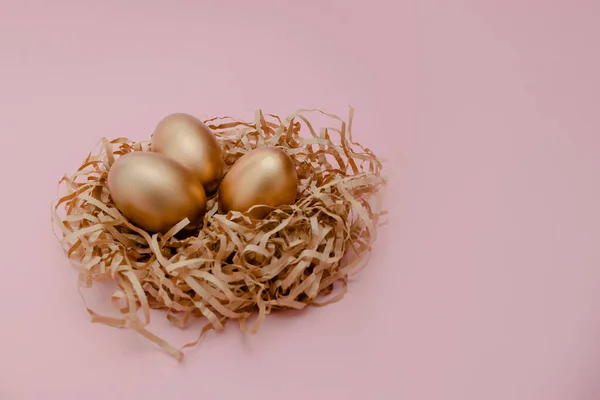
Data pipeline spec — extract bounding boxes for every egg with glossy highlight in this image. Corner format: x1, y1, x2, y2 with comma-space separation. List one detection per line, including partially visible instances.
107, 151, 207, 233
218, 147, 298, 219
151, 113, 224, 194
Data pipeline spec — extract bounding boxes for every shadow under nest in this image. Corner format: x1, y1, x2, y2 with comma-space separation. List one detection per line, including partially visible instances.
52, 108, 386, 360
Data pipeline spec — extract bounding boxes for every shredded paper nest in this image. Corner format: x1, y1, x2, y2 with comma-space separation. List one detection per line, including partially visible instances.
52, 108, 386, 361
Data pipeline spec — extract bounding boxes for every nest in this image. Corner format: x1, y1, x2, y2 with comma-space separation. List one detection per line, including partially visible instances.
52, 108, 386, 361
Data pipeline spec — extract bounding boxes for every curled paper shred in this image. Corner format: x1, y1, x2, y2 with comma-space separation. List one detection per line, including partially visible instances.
52, 108, 387, 361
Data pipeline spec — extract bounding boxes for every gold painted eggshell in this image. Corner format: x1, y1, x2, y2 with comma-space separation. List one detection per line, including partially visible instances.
107, 151, 207, 233
218, 147, 298, 219
151, 113, 224, 194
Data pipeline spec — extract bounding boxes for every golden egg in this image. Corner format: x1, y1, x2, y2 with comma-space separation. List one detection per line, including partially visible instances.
151, 113, 224, 194
107, 151, 207, 233
218, 147, 298, 219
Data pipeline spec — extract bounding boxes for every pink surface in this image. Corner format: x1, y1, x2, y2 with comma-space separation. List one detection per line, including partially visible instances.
1, 0, 600, 399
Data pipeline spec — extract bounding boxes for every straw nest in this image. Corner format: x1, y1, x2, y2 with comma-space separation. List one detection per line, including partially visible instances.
52, 108, 386, 360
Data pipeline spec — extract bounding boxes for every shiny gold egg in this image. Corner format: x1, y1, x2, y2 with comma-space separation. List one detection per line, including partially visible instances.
107, 151, 207, 233
218, 147, 298, 219
151, 113, 224, 194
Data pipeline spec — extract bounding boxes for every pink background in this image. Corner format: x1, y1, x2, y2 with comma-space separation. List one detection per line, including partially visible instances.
1, 0, 600, 399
